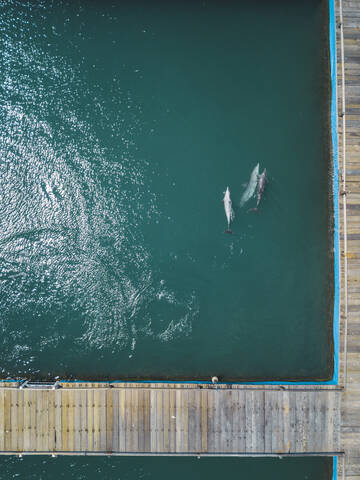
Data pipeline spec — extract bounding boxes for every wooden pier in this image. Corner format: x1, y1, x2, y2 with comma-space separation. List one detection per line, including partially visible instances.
0, 2, 359, 477
0, 382, 341, 455
337, 0, 360, 478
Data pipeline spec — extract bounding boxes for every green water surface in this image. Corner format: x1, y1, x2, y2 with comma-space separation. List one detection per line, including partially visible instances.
0, 0, 333, 380
0, 456, 333, 480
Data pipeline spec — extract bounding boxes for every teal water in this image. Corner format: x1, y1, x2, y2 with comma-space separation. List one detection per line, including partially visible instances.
0, 0, 332, 380
0, 456, 333, 480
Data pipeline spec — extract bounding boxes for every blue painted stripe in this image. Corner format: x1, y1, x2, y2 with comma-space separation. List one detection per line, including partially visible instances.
329, 0, 340, 386
333, 456, 338, 480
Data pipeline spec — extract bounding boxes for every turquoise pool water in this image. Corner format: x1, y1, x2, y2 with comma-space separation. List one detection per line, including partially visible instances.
0, 0, 333, 381
0, 456, 333, 480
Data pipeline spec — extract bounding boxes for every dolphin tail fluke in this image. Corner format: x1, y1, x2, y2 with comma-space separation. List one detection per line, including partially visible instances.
225, 229, 233, 234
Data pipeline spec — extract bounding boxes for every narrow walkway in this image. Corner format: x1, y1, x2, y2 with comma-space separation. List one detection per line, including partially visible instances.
337, 0, 360, 478
0, 383, 341, 455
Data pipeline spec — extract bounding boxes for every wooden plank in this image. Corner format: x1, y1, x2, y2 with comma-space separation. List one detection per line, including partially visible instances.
99, 389, 107, 452
213, 389, 221, 453
129, 388, 138, 453
149, 388, 154, 452
182, 389, 188, 453
230, 389, 239, 453
0, 388, 4, 451
334, 391, 341, 452
264, 390, 272, 452
207, 389, 216, 453
295, 391, 306, 453
289, 391, 297, 453
124, 388, 132, 453
48, 390, 55, 452
73, 390, 81, 452
41, 391, 49, 452
80, 389, 87, 452
174, 389, 181, 453
111, 389, 119, 452
30, 390, 36, 452
187, 389, 196, 452
54, 389, 62, 452
17, 390, 24, 453
276, 391, 284, 453
93, 389, 101, 451
10, 390, 18, 452
237, 389, 246, 453
106, 389, 113, 453
4, 389, 11, 451
200, 389, 207, 453
61, 389, 69, 452
35, 390, 42, 452
137, 389, 145, 453
23, 390, 31, 452
305, 392, 315, 453
87, 388, 94, 452
270, 390, 279, 453
156, 389, 164, 453
282, 391, 290, 453
118, 388, 126, 452
254, 390, 265, 453
193, 388, 202, 453
222, 390, 233, 453
143, 388, 151, 452
162, 388, 170, 452
245, 390, 255, 453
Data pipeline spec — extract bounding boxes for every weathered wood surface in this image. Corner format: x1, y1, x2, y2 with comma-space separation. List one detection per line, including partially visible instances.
0, 384, 341, 455
337, 0, 360, 478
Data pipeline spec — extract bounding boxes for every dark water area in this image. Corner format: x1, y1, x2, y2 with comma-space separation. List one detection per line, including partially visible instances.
0, 0, 333, 380
0, 456, 333, 480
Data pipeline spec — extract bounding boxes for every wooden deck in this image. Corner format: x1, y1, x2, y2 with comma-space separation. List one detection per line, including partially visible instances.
337, 0, 360, 478
0, 1, 358, 473
0, 383, 341, 455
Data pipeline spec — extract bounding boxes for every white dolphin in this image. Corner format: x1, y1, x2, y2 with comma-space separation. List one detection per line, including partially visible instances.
240, 163, 259, 207
223, 186, 234, 234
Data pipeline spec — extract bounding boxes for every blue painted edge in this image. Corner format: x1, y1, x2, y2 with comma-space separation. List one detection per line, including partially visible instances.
333, 456, 338, 480
328, 0, 340, 386
0, 0, 340, 388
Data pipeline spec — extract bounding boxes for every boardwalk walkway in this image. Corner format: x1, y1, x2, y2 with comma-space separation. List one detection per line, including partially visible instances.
337, 0, 360, 478
0, 383, 341, 455
0, 1, 358, 474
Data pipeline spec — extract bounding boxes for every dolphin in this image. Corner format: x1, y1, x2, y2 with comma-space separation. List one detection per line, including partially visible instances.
253, 168, 267, 211
223, 186, 234, 234
240, 163, 259, 207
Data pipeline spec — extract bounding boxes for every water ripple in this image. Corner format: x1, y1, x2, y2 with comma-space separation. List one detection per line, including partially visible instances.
0, 1, 198, 376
